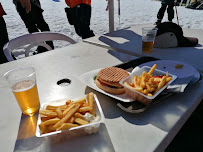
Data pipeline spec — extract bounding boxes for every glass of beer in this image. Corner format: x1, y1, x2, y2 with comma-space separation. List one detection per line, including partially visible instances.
142, 27, 158, 53
4, 67, 40, 116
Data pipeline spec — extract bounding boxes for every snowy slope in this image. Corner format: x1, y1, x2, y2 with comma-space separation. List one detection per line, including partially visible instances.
1, 0, 203, 50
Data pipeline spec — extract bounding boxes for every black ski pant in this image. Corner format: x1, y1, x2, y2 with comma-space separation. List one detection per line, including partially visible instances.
0, 17, 9, 64
15, 1, 54, 53
157, 4, 174, 21
70, 4, 94, 39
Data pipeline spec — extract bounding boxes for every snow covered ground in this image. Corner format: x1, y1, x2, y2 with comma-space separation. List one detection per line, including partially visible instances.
1, 0, 203, 56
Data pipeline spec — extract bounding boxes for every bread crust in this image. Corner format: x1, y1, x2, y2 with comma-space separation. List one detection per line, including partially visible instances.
95, 79, 125, 95
99, 79, 123, 87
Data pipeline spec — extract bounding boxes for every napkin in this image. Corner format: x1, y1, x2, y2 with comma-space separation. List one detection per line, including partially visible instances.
166, 75, 194, 93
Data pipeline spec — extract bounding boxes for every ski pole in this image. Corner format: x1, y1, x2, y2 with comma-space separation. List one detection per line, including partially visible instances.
174, 1, 179, 25
118, 0, 120, 25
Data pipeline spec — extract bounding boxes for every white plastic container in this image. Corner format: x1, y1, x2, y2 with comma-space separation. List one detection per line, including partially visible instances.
36, 94, 105, 137
119, 66, 177, 105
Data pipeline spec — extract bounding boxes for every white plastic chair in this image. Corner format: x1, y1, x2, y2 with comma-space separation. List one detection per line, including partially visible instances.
3, 32, 76, 61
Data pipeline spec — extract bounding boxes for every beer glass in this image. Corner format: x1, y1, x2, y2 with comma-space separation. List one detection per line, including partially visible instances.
4, 67, 40, 116
142, 27, 158, 53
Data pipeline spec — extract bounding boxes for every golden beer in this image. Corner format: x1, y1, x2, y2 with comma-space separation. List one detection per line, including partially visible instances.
142, 41, 154, 53
12, 80, 40, 116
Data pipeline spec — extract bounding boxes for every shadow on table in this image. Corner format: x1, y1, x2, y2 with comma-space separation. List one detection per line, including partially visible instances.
98, 28, 203, 66
85, 80, 202, 133
14, 113, 115, 152
98, 29, 142, 60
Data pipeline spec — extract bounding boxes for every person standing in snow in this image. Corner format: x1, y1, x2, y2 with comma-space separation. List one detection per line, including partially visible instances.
13, 0, 54, 54
0, 2, 9, 64
65, 0, 95, 39
155, 0, 175, 25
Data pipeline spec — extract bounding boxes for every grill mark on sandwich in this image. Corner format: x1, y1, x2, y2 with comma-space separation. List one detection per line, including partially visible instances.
97, 67, 129, 83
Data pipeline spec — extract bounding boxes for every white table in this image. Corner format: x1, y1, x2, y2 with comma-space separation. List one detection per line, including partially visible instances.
84, 24, 203, 73
0, 42, 203, 152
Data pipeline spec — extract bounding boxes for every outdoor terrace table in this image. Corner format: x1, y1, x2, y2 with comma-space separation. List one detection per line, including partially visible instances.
0, 42, 203, 152
84, 24, 203, 73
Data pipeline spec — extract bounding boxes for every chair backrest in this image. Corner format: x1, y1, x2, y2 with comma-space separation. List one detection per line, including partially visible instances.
3, 32, 76, 61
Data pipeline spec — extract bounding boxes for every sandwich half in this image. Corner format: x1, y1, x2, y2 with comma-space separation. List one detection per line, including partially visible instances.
95, 67, 129, 95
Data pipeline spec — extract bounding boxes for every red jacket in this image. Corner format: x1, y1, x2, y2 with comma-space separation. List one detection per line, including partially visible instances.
65, 0, 91, 8
0, 3, 6, 18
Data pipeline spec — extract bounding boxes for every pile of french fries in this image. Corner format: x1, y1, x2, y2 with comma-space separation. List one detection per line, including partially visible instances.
38, 92, 96, 134
124, 64, 172, 97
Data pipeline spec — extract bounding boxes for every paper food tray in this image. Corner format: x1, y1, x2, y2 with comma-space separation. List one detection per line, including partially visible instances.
36, 94, 105, 137
120, 66, 177, 105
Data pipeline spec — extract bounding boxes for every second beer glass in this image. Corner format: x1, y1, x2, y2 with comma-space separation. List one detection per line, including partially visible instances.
142, 27, 158, 53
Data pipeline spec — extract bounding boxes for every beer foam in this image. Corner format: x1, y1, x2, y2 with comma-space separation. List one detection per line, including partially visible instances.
12, 80, 35, 92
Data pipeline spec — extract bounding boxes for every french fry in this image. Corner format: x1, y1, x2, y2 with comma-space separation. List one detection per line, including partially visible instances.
137, 77, 141, 86
124, 82, 143, 93
53, 104, 80, 129
141, 71, 146, 78
124, 64, 172, 97
56, 107, 63, 119
69, 98, 86, 107
154, 77, 162, 83
133, 75, 137, 87
166, 71, 169, 77
74, 112, 84, 119
67, 116, 75, 123
86, 94, 89, 104
146, 73, 151, 80
39, 110, 57, 117
56, 123, 79, 131
149, 77, 155, 83
146, 83, 152, 92
39, 124, 50, 134
75, 118, 89, 125
83, 102, 89, 107
154, 76, 166, 94
140, 76, 146, 88
46, 104, 67, 111
143, 89, 149, 95
147, 93, 153, 97
88, 92, 95, 115
47, 125, 56, 132
62, 104, 75, 117
79, 106, 92, 113
150, 87, 156, 92
39, 124, 45, 133
41, 116, 51, 122
41, 117, 60, 126
148, 64, 157, 75
66, 100, 71, 105
166, 77, 172, 82
129, 83, 134, 87
38, 93, 98, 135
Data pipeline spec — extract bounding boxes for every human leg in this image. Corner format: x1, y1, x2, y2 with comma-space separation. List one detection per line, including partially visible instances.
167, 5, 174, 21
15, 2, 39, 33
32, 4, 54, 51
0, 17, 9, 64
30, 3, 54, 52
15, 1, 53, 53
70, 4, 94, 39
156, 4, 167, 23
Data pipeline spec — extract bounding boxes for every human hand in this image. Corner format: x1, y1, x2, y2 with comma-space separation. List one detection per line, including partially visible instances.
18, 0, 31, 13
